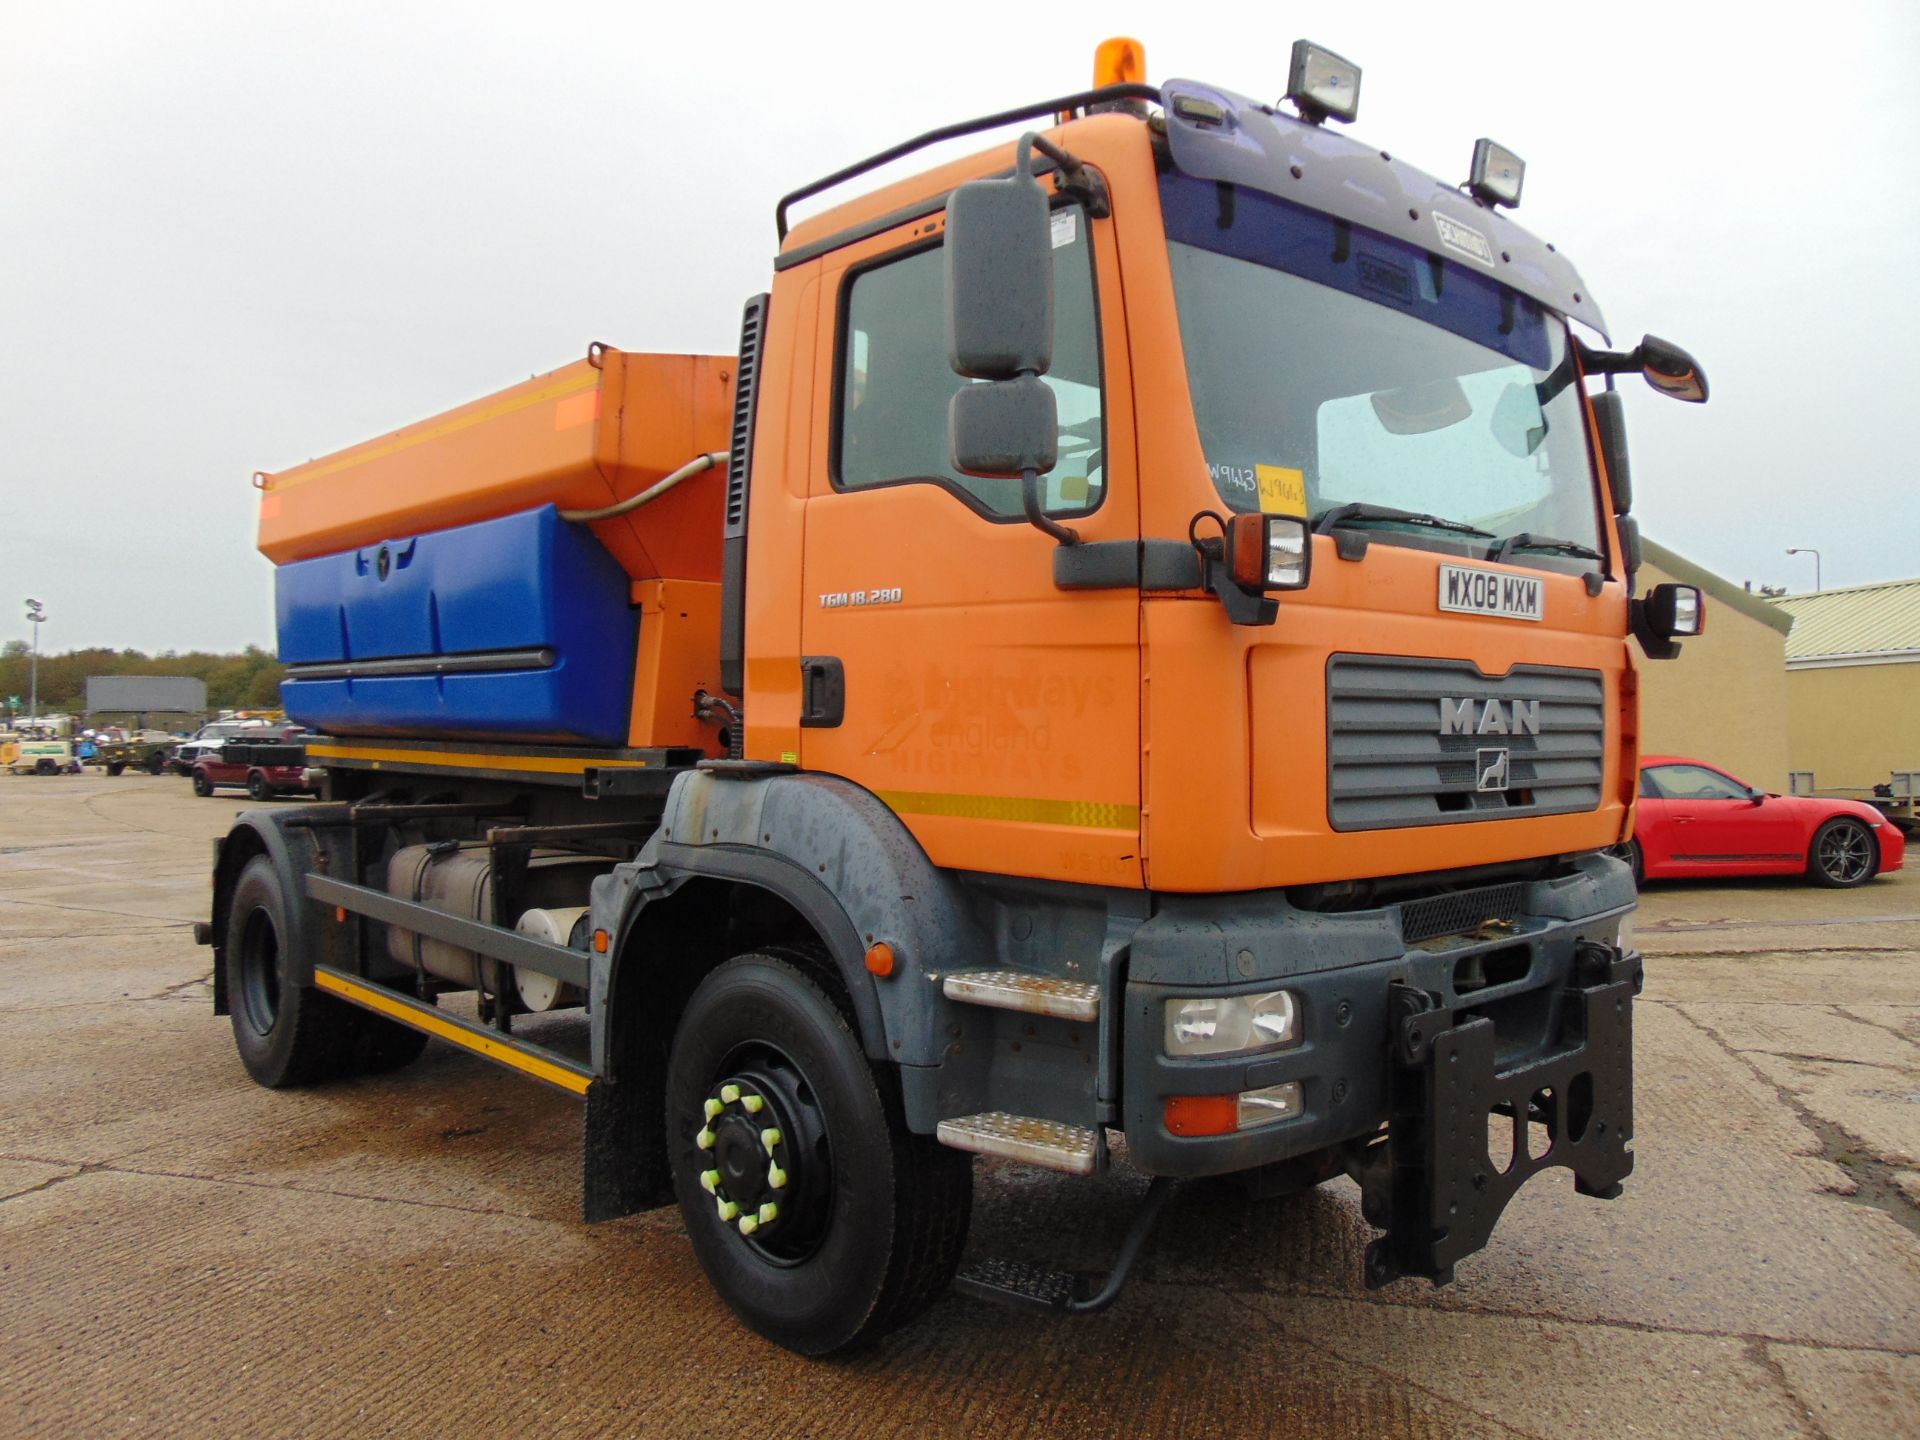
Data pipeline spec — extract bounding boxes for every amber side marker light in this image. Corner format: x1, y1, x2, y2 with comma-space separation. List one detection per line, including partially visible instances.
592, 929, 610, 954
865, 942, 896, 978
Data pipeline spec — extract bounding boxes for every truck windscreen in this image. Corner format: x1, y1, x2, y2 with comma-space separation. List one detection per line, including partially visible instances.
1159, 172, 1603, 564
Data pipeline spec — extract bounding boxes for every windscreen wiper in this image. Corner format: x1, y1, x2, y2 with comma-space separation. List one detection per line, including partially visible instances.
1491, 532, 1604, 564
1312, 503, 1495, 538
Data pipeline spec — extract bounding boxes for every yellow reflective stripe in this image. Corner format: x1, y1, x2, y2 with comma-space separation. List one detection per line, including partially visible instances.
306, 742, 647, 776
261, 368, 600, 492
873, 788, 1140, 830
313, 970, 592, 1095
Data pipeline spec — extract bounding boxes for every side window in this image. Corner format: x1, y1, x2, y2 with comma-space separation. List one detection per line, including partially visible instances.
1639, 769, 1665, 799
1655, 764, 1748, 801
835, 206, 1104, 519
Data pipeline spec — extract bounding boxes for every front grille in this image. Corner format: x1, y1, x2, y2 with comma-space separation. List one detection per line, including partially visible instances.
1327, 654, 1605, 832
1400, 881, 1527, 944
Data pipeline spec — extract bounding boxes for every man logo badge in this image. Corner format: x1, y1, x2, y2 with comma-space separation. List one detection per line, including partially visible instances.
1477, 748, 1511, 793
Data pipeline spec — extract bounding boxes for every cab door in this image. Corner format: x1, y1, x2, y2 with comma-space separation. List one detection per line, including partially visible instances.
796, 200, 1142, 888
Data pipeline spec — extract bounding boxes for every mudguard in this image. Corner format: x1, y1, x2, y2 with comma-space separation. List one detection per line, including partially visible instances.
591, 770, 993, 1068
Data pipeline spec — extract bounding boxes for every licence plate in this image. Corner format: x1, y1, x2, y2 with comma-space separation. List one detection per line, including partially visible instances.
1437, 564, 1544, 622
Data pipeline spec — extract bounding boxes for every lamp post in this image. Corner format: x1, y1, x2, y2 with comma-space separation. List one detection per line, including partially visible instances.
24, 598, 46, 719
1785, 548, 1822, 592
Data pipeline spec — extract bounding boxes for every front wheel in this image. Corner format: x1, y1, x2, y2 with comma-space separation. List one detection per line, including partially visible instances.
107, 762, 126, 777
247, 770, 271, 801
147, 750, 169, 775
1810, 818, 1877, 888
667, 952, 972, 1355
192, 770, 214, 797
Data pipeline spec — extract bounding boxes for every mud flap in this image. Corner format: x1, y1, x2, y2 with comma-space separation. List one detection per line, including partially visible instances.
1359, 943, 1640, 1288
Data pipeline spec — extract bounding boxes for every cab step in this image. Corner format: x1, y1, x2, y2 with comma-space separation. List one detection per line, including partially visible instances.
935, 1112, 1100, 1175
941, 970, 1100, 1022
952, 1177, 1176, 1316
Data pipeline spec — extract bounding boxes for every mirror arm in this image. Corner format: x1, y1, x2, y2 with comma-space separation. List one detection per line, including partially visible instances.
1023, 468, 1080, 546
1022, 133, 1110, 217
1574, 339, 1637, 376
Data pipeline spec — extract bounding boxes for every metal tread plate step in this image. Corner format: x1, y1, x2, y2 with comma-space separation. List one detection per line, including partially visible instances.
936, 1112, 1099, 1175
941, 970, 1100, 1021
953, 1257, 1081, 1313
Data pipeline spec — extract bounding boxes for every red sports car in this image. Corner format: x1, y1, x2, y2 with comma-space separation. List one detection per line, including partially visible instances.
1626, 756, 1906, 888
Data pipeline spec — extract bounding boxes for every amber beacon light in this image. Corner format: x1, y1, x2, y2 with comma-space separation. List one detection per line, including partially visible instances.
1092, 36, 1147, 87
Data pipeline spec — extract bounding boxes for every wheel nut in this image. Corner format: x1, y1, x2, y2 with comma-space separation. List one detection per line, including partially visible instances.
758, 1202, 779, 1224
737, 1214, 760, 1235
696, 1127, 715, 1150
721, 1084, 741, 1103
699, 1169, 721, 1193
768, 1163, 787, 1189
742, 1094, 765, 1114
716, 1198, 739, 1221
703, 1098, 723, 1120
760, 1127, 782, 1153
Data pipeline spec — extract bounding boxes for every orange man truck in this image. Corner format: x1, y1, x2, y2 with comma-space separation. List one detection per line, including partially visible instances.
198, 39, 1710, 1354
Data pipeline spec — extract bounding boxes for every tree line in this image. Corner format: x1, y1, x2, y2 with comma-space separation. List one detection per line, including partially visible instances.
0, 643, 284, 715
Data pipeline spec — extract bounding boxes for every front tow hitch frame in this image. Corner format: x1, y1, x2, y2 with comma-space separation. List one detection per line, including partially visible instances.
1351, 942, 1641, 1288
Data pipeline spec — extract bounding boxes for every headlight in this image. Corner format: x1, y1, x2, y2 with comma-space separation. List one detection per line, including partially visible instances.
1164, 991, 1300, 1057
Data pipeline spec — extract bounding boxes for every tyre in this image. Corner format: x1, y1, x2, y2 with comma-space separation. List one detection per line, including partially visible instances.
106, 761, 124, 776
34, 759, 55, 776
1606, 840, 1644, 886
192, 770, 214, 797
667, 952, 972, 1355
247, 770, 271, 801
147, 750, 169, 775
224, 856, 363, 1086
1809, 817, 1877, 888
224, 855, 429, 1085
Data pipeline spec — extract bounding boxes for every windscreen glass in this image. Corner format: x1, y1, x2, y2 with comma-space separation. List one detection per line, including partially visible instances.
1160, 172, 1603, 563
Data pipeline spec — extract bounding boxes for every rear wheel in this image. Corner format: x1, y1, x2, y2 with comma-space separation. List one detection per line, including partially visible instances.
192, 770, 214, 797
1809, 818, 1876, 888
224, 855, 429, 1086
247, 770, 271, 801
34, 759, 55, 776
667, 952, 972, 1355
147, 750, 169, 775
106, 761, 126, 777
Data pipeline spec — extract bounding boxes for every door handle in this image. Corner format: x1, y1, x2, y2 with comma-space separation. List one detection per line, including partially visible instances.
800, 656, 845, 729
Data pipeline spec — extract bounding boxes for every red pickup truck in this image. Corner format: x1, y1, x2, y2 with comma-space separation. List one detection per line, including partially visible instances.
191, 733, 314, 801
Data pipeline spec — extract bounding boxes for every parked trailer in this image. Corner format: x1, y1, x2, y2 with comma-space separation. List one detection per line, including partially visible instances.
200, 38, 1712, 1355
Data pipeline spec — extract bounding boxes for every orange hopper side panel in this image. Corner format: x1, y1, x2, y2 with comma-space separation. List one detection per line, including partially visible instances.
255, 349, 737, 583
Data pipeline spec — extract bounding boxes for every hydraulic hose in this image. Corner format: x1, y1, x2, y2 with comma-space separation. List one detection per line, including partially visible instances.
558, 451, 728, 523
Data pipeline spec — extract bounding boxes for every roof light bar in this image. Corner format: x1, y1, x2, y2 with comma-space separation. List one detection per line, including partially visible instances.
1285, 40, 1360, 125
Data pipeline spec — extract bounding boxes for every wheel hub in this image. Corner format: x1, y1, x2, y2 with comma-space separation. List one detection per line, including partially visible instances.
692, 1061, 831, 1262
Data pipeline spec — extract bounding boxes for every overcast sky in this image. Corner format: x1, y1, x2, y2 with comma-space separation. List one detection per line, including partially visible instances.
4, 2, 1916, 652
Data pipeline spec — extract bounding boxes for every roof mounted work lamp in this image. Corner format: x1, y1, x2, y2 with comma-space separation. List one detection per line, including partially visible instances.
1468, 138, 1525, 208
1284, 40, 1360, 125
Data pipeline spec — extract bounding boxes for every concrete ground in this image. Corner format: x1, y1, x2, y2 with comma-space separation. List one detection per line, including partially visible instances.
1, 772, 1916, 1439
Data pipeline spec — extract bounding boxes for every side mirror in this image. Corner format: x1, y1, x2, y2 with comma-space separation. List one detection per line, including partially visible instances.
1747, 787, 1766, 806
1638, 335, 1707, 404
1579, 334, 1709, 404
945, 171, 1052, 381
1589, 390, 1632, 514
945, 135, 1075, 545
949, 375, 1056, 477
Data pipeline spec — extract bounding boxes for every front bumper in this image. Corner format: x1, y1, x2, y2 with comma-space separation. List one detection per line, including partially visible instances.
1122, 854, 1637, 1177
